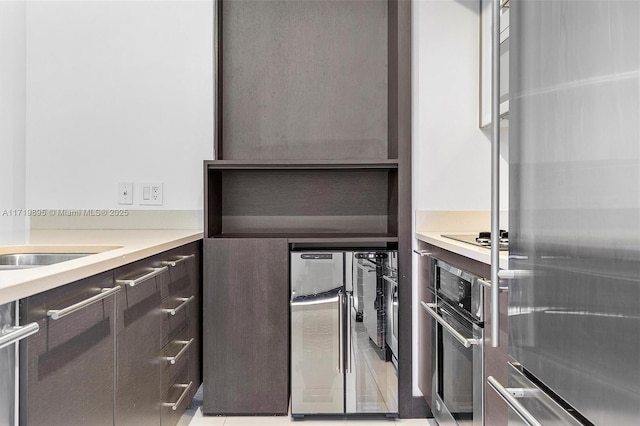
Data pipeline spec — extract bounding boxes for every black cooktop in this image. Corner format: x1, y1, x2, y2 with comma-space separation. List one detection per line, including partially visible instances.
442, 232, 509, 251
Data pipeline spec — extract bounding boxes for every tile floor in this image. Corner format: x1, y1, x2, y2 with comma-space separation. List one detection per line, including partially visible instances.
178, 387, 437, 426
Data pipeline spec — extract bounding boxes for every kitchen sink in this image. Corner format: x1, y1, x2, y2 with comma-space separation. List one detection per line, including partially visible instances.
0, 253, 93, 270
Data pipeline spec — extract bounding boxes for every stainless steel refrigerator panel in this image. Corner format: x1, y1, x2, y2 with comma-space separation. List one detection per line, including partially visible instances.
291, 252, 344, 297
510, 1, 640, 424
291, 296, 344, 414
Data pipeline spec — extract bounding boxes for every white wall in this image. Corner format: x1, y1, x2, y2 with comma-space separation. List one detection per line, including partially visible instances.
25, 0, 214, 212
411, 0, 509, 395
0, 1, 27, 239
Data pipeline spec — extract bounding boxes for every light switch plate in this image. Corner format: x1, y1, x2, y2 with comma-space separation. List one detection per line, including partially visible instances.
118, 182, 133, 205
139, 182, 163, 205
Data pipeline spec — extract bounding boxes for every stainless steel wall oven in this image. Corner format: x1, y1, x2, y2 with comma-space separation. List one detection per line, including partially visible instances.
422, 258, 484, 426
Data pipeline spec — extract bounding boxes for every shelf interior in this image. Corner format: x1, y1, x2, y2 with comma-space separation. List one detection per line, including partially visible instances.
206, 168, 397, 238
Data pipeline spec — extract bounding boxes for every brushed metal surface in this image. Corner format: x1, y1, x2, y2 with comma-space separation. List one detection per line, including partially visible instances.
510, 1, 640, 424
0, 253, 90, 270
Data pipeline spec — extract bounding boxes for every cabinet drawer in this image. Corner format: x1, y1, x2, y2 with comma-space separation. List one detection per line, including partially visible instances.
161, 353, 192, 426
20, 271, 117, 426
115, 264, 163, 426
161, 326, 191, 392
161, 295, 193, 346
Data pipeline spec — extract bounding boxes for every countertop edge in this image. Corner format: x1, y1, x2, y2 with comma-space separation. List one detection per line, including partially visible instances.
415, 231, 509, 269
0, 231, 203, 305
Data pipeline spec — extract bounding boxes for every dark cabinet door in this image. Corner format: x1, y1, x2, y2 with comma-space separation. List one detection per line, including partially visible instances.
115, 264, 164, 426
203, 238, 289, 415
416, 242, 434, 409
20, 271, 117, 426
159, 241, 202, 426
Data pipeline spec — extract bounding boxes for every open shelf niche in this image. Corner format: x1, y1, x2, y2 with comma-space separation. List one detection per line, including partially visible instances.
205, 161, 398, 241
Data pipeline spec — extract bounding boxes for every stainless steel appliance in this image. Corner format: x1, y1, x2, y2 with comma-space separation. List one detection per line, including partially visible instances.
383, 251, 398, 366
486, 1, 640, 425
290, 250, 398, 418
422, 258, 484, 426
0, 302, 38, 426
353, 251, 388, 353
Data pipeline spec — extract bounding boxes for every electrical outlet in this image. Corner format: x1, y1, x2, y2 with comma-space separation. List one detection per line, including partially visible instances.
118, 182, 133, 205
139, 182, 163, 205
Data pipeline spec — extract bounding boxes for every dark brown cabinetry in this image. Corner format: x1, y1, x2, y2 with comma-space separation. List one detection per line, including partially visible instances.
114, 261, 164, 425
416, 242, 434, 407
19, 242, 202, 426
159, 245, 202, 424
19, 271, 118, 426
206, 0, 415, 417
203, 238, 289, 415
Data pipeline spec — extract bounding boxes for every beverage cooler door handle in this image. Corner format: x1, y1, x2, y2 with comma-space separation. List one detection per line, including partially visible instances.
420, 302, 479, 348
487, 376, 543, 426
346, 293, 353, 374
338, 292, 344, 374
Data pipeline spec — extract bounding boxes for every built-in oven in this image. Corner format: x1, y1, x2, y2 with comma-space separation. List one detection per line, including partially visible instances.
421, 258, 484, 426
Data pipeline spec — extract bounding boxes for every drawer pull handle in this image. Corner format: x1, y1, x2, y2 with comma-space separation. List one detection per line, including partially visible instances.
162, 254, 195, 267
47, 287, 121, 320
116, 267, 168, 287
164, 381, 193, 411
164, 338, 194, 365
413, 249, 432, 257
0, 322, 39, 350
162, 296, 194, 316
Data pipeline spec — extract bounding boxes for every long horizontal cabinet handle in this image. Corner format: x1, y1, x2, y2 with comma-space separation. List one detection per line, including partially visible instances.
47, 287, 121, 320
0, 322, 40, 350
420, 301, 479, 348
116, 266, 168, 287
164, 338, 194, 365
162, 296, 194, 316
162, 254, 195, 267
413, 249, 432, 257
163, 382, 193, 411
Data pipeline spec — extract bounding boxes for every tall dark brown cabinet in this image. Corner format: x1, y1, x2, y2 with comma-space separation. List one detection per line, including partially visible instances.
203, 0, 421, 417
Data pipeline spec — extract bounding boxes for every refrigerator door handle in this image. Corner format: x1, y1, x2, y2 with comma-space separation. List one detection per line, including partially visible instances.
487, 376, 543, 426
346, 293, 353, 374
338, 291, 344, 374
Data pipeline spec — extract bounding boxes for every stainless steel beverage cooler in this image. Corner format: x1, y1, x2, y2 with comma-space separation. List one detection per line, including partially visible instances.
290, 250, 398, 418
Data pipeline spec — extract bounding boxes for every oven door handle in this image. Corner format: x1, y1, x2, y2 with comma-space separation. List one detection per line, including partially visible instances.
420, 301, 480, 348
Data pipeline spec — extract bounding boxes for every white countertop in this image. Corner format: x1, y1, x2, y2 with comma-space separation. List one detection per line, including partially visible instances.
415, 231, 509, 269
0, 229, 202, 305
